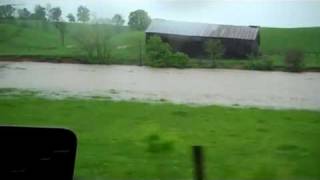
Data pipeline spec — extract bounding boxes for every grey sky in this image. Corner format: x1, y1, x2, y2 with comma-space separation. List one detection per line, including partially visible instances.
2, 0, 320, 27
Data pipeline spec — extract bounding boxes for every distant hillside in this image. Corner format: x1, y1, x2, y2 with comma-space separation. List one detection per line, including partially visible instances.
260, 27, 320, 54
1, 21, 320, 56
0, 21, 319, 70
0, 21, 144, 63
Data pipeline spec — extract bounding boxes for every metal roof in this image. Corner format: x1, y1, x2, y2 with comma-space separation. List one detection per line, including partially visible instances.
146, 20, 259, 40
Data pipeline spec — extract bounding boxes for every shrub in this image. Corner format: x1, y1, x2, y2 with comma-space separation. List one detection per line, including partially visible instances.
247, 58, 274, 71
284, 49, 304, 72
169, 52, 189, 68
145, 134, 174, 154
204, 39, 225, 67
146, 36, 172, 67
72, 25, 114, 64
146, 36, 190, 68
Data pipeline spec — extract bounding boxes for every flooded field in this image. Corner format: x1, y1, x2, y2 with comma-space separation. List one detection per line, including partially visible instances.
1, 61, 320, 110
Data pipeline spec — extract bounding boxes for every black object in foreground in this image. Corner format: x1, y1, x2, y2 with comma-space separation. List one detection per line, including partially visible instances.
193, 145, 205, 180
0, 126, 77, 180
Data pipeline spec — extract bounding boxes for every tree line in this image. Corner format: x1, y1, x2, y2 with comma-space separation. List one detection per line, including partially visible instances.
0, 4, 223, 68
0, 4, 87, 23
0, 4, 151, 30
0, 4, 152, 57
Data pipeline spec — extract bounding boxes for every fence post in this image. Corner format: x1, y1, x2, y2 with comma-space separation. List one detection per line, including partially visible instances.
192, 145, 205, 180
139, 39, 143, 66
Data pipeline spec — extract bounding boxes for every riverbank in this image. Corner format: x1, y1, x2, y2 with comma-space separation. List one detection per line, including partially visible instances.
1, 55, 320, 72
1, 61, 320, 110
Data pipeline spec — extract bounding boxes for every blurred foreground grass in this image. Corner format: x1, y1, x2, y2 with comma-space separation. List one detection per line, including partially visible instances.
0, 89, 319, 180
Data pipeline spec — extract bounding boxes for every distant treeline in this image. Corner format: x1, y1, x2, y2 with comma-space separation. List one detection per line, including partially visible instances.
0, 4, 151, 30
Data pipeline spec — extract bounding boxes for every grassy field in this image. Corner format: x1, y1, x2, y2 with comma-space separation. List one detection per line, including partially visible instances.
0, 21, 145, 64
0, 89, 319, 179
260, 27, 320, 54
0, 20, 320, 70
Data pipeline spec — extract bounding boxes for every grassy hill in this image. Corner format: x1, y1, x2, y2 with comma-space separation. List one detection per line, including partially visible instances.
261, 27, 320, 54
0, 20, 320, 70
0, 21, 145, 64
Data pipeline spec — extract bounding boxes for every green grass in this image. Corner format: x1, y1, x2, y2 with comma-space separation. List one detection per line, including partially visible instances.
109, 30, 145, 64
0, 20, 145, 64
0, 20, 320, 70
261, 27, 320, 54
0, 21, 77, 56
0, 90, 320, 179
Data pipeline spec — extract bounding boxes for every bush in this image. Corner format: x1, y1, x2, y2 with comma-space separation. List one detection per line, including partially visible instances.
169, 52, 189, 68
146, 36, 189, 68
145, 134, 174, 154
247, 58, 274, 71
284, 49, 304, 72
72, 25, 114, 64
146, 36, 172, 67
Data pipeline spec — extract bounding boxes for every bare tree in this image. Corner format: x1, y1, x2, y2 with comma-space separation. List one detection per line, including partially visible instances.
72, 25, 114, 63
204, 39, 225, 67
55, 21, 66, 46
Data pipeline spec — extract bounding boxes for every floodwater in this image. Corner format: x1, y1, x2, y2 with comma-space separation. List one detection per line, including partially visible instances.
1, 61, 320, 110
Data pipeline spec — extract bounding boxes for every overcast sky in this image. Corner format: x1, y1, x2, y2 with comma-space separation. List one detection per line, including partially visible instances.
2, 0, 320, 27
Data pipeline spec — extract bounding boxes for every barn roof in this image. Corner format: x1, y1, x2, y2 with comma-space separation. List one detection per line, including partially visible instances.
146, 20, 259, 40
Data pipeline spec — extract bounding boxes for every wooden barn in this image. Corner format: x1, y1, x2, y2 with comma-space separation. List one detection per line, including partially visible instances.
145, 20, 260, 58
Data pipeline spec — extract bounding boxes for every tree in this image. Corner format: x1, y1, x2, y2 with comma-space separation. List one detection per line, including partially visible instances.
170, 52, 189, 68
72, 25, 114, 63
112, 14, 125, 26
55, 21, 66, 46
0, 4, 15, 19
67, 13, 75, 22
146, 36, 189, 68
45, 3, 52, 20
128, 9, 151, 31
204, 39, 225, 67
77, 5, 90, 23
48, 7, 65, 46
146, 36, 172, 67
48, 7, 62, 21
32, 5, 46, 20
18, 8, 31, 19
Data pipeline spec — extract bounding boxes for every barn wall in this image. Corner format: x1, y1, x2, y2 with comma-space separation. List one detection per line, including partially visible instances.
222, 38, 258, 58
146, 32, 260, 59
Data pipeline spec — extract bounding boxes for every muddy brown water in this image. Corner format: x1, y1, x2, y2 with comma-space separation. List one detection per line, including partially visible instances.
0, 61, 320, 110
